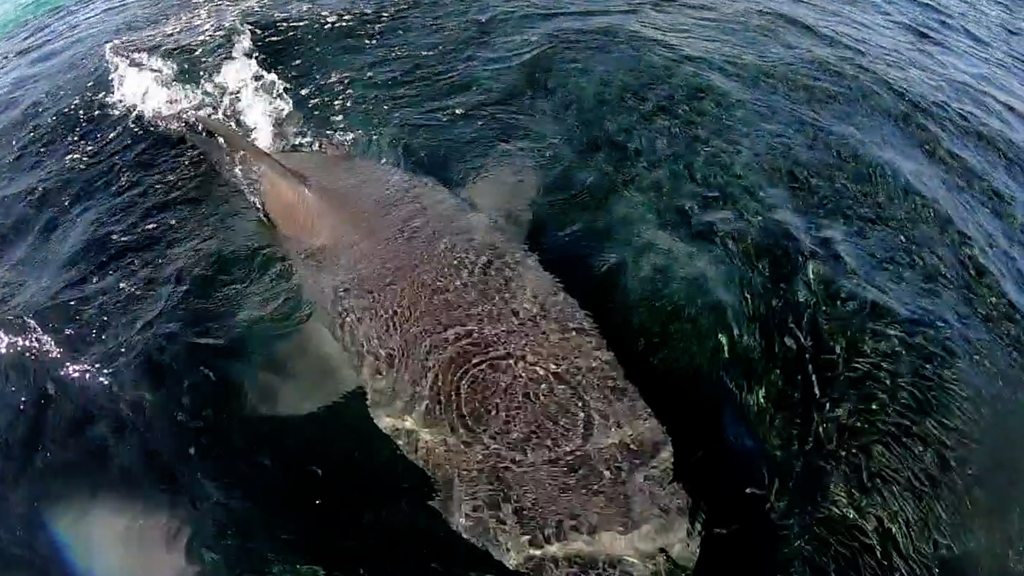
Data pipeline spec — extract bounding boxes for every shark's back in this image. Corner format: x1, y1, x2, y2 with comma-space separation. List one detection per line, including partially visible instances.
196, 118, 697, 574
272, 154, 697, 573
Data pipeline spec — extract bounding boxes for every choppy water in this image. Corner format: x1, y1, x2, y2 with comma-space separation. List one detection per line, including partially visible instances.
0, 0, 1022, 575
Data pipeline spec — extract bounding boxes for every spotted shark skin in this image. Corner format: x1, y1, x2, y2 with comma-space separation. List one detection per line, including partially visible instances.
194, 116, 699, 575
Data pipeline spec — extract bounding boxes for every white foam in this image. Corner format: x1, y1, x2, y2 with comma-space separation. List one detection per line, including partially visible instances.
204, 28, 293, 149
105, 26, 294, 150
106, 47, 202, 118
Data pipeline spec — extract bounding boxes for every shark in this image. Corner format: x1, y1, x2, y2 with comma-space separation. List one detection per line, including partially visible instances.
192, 116, 699, 575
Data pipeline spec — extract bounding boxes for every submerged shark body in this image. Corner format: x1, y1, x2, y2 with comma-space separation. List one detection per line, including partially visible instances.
195, 117, 698, 575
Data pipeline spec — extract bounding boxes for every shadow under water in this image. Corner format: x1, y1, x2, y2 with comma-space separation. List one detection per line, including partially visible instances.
505, 31, 1022, 576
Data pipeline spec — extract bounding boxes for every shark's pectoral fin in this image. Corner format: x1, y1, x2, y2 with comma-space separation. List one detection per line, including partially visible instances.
246, 317, 365, 416
463, 158, 539, 245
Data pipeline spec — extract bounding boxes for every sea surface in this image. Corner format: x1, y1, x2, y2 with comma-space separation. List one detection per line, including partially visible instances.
0, 0, 1022, 575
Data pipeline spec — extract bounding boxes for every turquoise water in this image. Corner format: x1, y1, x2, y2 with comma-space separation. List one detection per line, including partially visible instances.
0, 0, 69, 36
0, 1, 1022, 575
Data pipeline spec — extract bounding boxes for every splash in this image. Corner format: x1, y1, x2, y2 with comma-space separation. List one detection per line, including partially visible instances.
204, 28, 293, 150
104, 27, 293, 150
105, 47, 202, 118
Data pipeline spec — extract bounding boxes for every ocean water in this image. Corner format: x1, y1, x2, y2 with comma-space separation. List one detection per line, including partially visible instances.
0, 0, 68, 37
0, 0, 1021, 575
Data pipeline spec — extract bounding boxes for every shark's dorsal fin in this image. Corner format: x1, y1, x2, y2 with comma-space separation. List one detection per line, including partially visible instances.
195, 116, 309, 189
463, 160, 539, 244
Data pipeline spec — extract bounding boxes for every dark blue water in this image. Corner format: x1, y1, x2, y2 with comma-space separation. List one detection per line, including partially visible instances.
0, 0, 1022, 575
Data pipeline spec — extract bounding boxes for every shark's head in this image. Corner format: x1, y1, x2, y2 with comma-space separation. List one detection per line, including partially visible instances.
194, 116, 342, 246
255, 162, 335, 245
